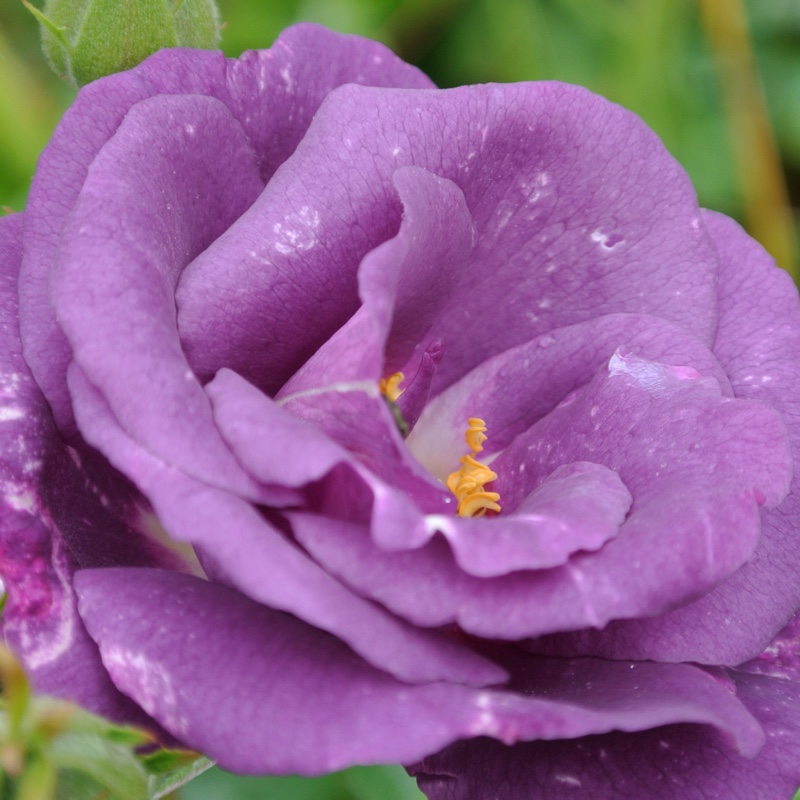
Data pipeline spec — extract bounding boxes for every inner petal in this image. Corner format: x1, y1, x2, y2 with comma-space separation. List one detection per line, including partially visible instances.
429, 461, 631, 577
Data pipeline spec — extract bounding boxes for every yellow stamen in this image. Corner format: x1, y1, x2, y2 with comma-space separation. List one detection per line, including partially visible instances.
446, 417, 501, 518
378, 372, 405, 403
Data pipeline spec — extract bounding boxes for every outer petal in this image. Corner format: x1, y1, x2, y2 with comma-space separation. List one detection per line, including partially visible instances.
75, 568, 764, 776
20, 23, 433, 432
412, 671, 800, 800
530, 213, 800, 665
50, 93, 268, 499
178, 81, 719, 395
0, 215, 172, 728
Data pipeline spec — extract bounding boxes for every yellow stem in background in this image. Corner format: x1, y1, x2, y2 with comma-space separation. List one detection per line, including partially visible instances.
698, 0, 797, 279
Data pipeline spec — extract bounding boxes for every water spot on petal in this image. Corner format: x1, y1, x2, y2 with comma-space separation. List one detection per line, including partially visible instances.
590, 227, 625, 250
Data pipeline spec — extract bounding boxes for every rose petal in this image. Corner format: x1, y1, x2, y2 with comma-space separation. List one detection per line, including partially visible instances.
409, 312, 732, 482
291, 352, 789, 637
426, 462, 631, 577
271, 377, 631, 573
178, 81, 719, 395
68, 365, 506, 688
492, 350, 789, 512
741, 610, 800, 682
208, 368, 449, 523
289, 487, 753, 640
281, 389, 448, 512
50, 93, 276, 500
21, 24, 432, 433
395, 340, 445, 430
529, 212, 800, 665
412, 670, 799, 800
75, 568, 764, 775
207, 368, 348, 486
279, 166, 474, 397
0, 215, 168, 729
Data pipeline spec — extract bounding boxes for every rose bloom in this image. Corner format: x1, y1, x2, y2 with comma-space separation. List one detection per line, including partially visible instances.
2, 22, 800, 798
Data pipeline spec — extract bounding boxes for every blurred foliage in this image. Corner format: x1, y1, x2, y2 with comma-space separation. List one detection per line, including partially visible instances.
0, 1, 798, 797
0, 643, 214, 799
181, 763, 425, 800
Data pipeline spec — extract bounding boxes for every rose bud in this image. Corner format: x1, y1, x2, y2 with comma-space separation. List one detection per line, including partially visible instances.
24, 0, 220, 86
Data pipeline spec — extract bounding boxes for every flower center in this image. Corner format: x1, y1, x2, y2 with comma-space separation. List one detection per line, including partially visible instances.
446, 418, 501, 518
378, 372, 404, 402
379, 371, 409, 437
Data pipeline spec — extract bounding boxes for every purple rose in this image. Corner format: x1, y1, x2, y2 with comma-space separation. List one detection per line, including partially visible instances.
2, 22, 800, 798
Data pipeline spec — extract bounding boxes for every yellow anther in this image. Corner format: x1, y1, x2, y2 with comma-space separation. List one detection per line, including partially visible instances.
465, 417, 488, 453
446, 418, 501, 518
378, 372, 405, 403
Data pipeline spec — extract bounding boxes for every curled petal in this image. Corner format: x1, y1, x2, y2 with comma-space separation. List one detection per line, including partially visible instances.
21, 24, 432, 432
409, 312, 732, 481
280, 167, 474, 397
75, 568, 764, 776
291, 352, 789, 638
531, 212, 800, 665
69, 365, 506, 688
51, 93, 269, 501
412, 670, 798, 800
178, 81, 719, 395
0, 215, 170, 729
427, 462, 631, 577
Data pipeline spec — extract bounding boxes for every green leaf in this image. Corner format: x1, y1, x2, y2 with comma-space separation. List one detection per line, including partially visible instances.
14, 754, 57, 800
0, 645, 32, 736
46, 730, 150, 799
54, 768, 109, 800
26, 0, 220, 86
142, 748, 213, 798
342, 765, 426, 800
20, 0, 72, 51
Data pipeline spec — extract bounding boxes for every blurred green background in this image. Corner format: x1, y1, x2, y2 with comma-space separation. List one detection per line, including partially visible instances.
0, 1, 798, 797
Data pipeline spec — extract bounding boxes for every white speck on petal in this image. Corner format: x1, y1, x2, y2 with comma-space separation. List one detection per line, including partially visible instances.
0, 406, 24, 422
2, 481, 36, 513
103, 648, 189, 735
590, 227, 625, 250
5, 533, 75, 669
554, 775, 583, 788
273, 206, 321, 255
